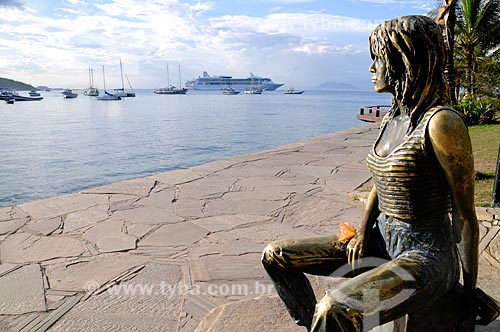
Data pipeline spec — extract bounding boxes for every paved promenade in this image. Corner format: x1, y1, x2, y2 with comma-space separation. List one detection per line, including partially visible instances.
0, 123, 499, 332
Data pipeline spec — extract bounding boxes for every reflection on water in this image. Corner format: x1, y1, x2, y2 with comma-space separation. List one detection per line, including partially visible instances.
0, 89, 390, 207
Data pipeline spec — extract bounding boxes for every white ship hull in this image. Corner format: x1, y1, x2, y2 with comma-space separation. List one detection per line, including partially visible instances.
186, 71, 283, 91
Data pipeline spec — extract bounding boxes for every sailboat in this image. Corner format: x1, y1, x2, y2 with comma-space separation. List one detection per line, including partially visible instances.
83, 67, 99, 96
154, 63, 187, 94
96, 65, 121, 101
113, 58, 135, 97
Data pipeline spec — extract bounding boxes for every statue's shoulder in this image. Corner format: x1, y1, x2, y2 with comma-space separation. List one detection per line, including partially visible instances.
427, 106, 470, 153
427, 106, 466, 133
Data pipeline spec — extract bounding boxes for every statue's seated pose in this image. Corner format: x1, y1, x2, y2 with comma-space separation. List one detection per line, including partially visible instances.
262, 15, 499, 332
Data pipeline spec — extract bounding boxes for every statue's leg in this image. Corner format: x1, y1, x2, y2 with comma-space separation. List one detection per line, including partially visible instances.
262, 236, 348, 328
310, 256, 455, 332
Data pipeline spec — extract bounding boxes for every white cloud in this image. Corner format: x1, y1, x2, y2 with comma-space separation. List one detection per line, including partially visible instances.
0, 0, 25, 9
0, 0, 375, 88
292, 42, 362, 55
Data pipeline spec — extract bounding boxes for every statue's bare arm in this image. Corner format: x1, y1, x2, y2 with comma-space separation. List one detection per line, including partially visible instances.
428, 110, 479, 291
347, 185, 380, 267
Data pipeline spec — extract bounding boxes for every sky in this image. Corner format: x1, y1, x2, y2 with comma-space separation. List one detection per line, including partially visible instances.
0, 0, 437, 90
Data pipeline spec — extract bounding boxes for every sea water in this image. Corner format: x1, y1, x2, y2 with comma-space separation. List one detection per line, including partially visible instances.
0, 89, 391, 208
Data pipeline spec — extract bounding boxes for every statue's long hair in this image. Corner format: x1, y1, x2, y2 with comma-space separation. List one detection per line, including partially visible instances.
369, 15, 450, 130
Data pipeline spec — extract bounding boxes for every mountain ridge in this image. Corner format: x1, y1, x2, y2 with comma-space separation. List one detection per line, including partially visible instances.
314, 81, 360, 91
0, 77, 36, 91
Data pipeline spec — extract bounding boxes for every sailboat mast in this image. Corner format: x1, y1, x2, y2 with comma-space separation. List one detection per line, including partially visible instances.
102, 65, 106, 92
119, 58, 125, 90
167, 63, 170, 87
178, 64, 182, 88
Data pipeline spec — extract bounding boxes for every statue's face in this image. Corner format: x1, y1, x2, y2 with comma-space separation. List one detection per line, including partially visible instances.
369, 57, 392, 93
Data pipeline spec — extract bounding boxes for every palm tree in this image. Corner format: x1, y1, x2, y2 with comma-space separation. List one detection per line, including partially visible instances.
437, 0, 459, 103
455, 0, 500, 96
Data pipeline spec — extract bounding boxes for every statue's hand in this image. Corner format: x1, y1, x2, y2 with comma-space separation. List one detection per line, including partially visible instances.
347, 233, 368, 272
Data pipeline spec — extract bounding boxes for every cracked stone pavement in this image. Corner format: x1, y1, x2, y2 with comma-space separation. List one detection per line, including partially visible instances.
0, 123, 499, 332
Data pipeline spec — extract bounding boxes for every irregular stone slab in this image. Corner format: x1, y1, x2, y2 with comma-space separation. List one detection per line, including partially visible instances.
282, 193, 364, 234
173, 198, 207, 219
234, 177, 320, 196
0, 263, 20, 277
301, 141, 339, 154
83, 219, 137, 253
178, 174, 237, 192
191, 159, 238, 176
0, 207, 12, 221
63, 205, 110, 233
191, 236, 263, 259
112, 206, 183, 225
148, 168, 202, 188
45, 253, 149, 291
0, 233, 85, 264
24, 216, 62, 235
217, 165, 283, 179
324, 167, 371, 195
0, 216, 26, 235
134, 188, 176, 210
288, 165, 334, 179
234, 177, 298, 190
191, 252, 264, 282
125, 223, 158, 240
253, 152, 323, 167
489, 230, 500, 262
80, 178, 157, 197
108, 194, 141, 212
308, 153, 358, 166
228, 223, 318, 242
178, 183, 236, 199
220, 190, 291, 202
50, 264, 183, 332
140, 222, 209, 247
203, 198, 287, 217
195, 295, 301, 332
190, 215, 270, 232
18, 193, 108, 221
0, 264, 46, 314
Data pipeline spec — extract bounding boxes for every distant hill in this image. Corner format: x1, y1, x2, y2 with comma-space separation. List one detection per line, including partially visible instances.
314, 81, 360, 91
0, 77, 36, 91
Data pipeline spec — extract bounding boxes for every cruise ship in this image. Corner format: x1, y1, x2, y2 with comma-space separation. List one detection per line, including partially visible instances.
186, 71, 283, 91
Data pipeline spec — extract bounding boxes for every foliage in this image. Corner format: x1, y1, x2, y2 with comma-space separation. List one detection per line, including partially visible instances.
455, 98, 496, 125
455, 0, 500, 97
475, 58, 500, 97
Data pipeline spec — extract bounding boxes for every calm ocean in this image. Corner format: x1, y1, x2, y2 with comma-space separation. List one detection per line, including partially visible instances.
0, 89, 390, 208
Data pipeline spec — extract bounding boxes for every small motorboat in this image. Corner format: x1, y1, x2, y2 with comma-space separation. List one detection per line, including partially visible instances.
243, 87, 263, 94
0, 89, 43, 101
62, 89, 78, 98
222, 87, 240, 95
29, 90, 41, 97
284, 87, 304, 94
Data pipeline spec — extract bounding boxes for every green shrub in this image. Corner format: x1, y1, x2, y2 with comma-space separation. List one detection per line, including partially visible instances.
455, 99, 496, 125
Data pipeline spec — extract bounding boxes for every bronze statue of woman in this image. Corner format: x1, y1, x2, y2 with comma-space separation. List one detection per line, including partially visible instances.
262, 15, 498, 331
